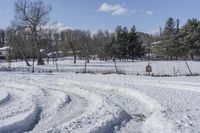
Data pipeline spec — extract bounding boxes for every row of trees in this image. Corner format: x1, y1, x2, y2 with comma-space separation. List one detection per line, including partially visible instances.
0, 29, 5, 47
92, 26, 144, 62
5, 0, 200, 68
155, 17, 200, 60
1, 0, 145, 66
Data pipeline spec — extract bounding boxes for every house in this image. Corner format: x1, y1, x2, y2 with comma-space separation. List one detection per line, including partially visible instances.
0, 46, 11, 60
46, 51, 64, 58
145, 41, 165, 60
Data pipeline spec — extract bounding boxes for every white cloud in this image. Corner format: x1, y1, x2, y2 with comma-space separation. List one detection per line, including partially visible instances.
43, 22, 74, 32
98, 3, 133, 16
98, 3, 121, 12
148, 28, 160, 35
146, 10, 154, 16
111, 8, 128, 16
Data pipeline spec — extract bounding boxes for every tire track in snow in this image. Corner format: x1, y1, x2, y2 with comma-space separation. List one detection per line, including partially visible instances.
12, 76, 89, 132
114, 77, 200, 93
65, 77, 173, 133
57, 79, 132, 133
106, 76, 200, 133
0, 84, 40, 133
145, 80, 200, 93
0, 74, 181, 133
105, 85, 172, 133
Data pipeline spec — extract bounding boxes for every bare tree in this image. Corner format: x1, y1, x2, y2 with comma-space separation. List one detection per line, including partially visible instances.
61, 29, 81, 64
0, 29, 5, 47
14, 0, 51, 65
92, 30, 113, 61
6, 27, 31, 66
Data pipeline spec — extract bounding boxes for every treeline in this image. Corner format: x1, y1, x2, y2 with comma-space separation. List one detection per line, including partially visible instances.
154, 17, 200, 60
3, 25, 145, 65
92, 26, 144, 61
1, 0, 200, 67
0, 0, 145, 66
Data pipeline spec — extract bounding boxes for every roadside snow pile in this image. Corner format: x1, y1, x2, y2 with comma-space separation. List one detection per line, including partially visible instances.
0, 90, 10, 105
0, 87, 39, 133
0, 106, 39, 133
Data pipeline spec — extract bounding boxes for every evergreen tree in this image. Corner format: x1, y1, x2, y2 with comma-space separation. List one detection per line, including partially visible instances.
180, 18, 200, 59
174, 19, 184, 59
128, 26, 144, 61
115, 26, 123, 60
161, 17, 176, 59
0, 29, 5, 47
115, 26, 129, 60
121, 27, 129, 60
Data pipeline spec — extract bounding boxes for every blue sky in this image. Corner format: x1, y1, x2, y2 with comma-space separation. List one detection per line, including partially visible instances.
0, 0, 200, 33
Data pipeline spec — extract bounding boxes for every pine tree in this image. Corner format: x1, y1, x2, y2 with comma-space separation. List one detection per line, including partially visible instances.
115, 26, 129, 60
121, 27, 129, 60
128, 26, 144, 61
161, 17, 176, 59
180, 18, 200, 59
0, 29, 5, 47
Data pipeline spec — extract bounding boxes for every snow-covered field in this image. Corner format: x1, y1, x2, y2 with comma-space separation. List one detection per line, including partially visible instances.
1, 59, 200, 75
0, 60, 200, 133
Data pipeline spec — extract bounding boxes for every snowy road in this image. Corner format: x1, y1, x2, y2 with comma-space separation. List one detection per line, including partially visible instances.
0, 73, 200, 133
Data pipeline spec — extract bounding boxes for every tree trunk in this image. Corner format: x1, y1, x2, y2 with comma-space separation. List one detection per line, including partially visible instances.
132, 52, 134, 62
32, 58, 35, 73
84, 59, 87, 73
113, 59, 118, 74
55, 60, 59, 72
37, 49, 44, 65
47, 58, 49, 64
191, 54, 194, 60
15, 40, 31, 66
33, 31, 44, 65
69, 42, 77, 64
73, 53, 76, 64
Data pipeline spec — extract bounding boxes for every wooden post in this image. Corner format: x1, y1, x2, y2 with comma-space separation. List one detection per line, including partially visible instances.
32, 58, 35, 73
55, 60, 59, 72
184, 59, 192, 76
114, 59, 118, 74
84, 59, 87, 73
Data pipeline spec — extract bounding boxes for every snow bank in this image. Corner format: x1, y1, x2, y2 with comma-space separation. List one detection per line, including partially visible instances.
0, 105, 40, 133
0, 90, 10, 105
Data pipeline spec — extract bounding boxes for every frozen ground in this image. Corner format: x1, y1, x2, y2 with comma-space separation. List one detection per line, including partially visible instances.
0, 60, 200, 133
0, 73, 200, 133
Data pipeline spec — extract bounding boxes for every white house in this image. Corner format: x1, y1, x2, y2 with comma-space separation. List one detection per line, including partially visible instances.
0, 46, 11, 60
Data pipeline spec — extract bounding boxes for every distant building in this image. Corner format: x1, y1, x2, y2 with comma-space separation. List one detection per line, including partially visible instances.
145, 41, 165, 60
46, 51, 64, 58
151, 41, 162, 45
0, 46, 11, 60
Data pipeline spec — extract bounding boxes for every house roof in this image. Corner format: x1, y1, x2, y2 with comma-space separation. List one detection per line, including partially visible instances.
0, 46, 11, 51
151, 41, 162, 45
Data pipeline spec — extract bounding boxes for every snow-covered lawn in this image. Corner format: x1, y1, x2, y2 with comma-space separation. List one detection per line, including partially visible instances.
0, 71, 200, 133
0, 60, 200, 132
1, 59, 200, 75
